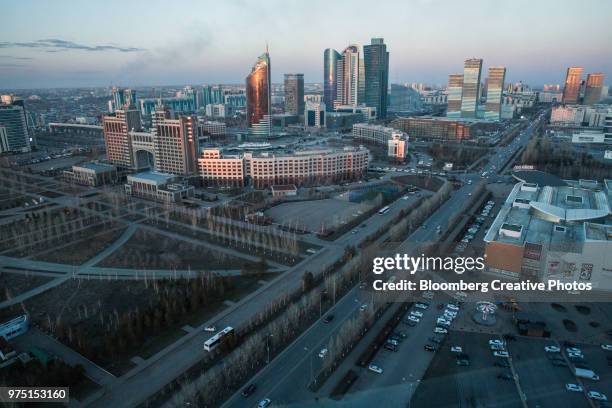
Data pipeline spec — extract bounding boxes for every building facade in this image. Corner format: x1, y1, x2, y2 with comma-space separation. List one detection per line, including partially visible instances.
584, 73, 605, 105
152, 108, 199, 176
460, 58, 483, 118
562, 67, 584, 104
63, 162, 118, 186
198, 147, 369, 188
125, 171, 194, 202
246, 51, 272, 137
102, 109, 142, 168
484, 67, 506, 121
335, 45, 360, 108
446, 74, 464, 119
392, 117, 472, 141
284, 74, 304, 116
363, 38, 389, 119
305, 102, 326, 128
323, 49, 341, 112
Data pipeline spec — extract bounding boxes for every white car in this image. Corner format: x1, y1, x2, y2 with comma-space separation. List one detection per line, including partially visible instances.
602, 344, 612, 351
408, 315, 420, 323
434, 327, 448, 334
318, 348, 328, 358
410, 311, 424, 318
444, 310, 457, 317
490, 344, 505, 351
258, 398, 272, 408
544, 346, 560, 353
568, 352, 583, 359
493, 351, 509, 358
204, 326, 216, 332
587, 391, 607, 401
437, 319, 451, 327
489, 339, 505, 346
451, 346, 463, 353
415, 303, 428, 310
360, 304, 368, 312
447, 304, 459, 312
566, 347, 582, 354
368, 364, 383, 374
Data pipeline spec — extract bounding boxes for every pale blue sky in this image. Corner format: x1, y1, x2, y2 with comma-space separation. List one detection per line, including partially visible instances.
1, 0, 610, 88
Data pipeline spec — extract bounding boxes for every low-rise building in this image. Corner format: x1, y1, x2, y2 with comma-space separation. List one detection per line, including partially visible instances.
198, 149, 245, 187
271, 184, 297, 197
484, 178, 612, 290
199, 120, 226, 138
63, 162, 118, 186
352, 123, 408, 160
392, 117, 472, 142
0, 315, 28, 340
125, 171, 194, 202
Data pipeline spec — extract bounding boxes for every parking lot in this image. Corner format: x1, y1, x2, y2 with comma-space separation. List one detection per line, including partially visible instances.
412, 330, 523, 407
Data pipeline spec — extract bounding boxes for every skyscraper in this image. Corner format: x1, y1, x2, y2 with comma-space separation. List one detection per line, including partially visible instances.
102, 109, 142, 168
446, 74, 464, 118
111, 87, 137, 112
152, 107, 200, 175
284, 74, 304, 116
484, 67, 506, 121
363, 38, 389, 119
460, 58, 483, 118
562, 67, 584, 104
0, 101, 30, 153
201, 85, 224, 108
335, 45, 360, 108
583, 73, 605, 105
246, 49, 272, 137
323, 49, 341, 112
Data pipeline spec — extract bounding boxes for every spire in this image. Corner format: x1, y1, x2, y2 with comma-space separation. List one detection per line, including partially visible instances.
265, 41, 269, 55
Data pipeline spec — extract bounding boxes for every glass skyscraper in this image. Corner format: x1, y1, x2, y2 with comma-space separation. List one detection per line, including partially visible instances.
562, 67, 583, 104
246, 50, 271, 137
284, 74, 304, 116
323, 49, 341, 112
460, 58, 483, 118
446, 74, 463, 118
584, 73, 604, 105
363, 38, 389, 119
335, 45, 360, 107
484, 67, 506, 121
0, 102, 30, 153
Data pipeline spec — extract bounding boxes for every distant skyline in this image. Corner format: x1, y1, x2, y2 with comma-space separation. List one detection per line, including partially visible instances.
1, 0, 611, 89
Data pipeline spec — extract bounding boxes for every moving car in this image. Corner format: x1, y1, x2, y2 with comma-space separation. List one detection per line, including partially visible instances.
204, 326, 216, 332
602, 344, 612, 351
368, 364, 383, 374
565, 384, 583, 392
241, 383, 257, 397
323, 314, 334, 323
318, 348, 328, 358
360, 304, 368, 312
257, 398, 272, 408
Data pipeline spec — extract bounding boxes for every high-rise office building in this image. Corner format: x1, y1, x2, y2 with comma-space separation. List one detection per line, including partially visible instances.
562, 67, 584, 104
246, 50, 272, 137
323, 49, 341, 112
363, 38, 389, 119
335, 45, 360, 108
284, 74, 304, 116
460, 58, 483, 118
583, 73, 605, 105
102, 109, 142, 168
201, 85, 224, 108
0, 102, 30, 153
151, 107, 199, 175
484, 67, 506, 121
446, 74, 464, 118
111, 87, 137, 112
305, 102, 326, 128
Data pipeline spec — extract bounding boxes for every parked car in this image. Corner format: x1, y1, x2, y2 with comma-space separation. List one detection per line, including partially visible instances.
384, 343, 398, 352
544, 346, 560, 353
410, 310, 424, 318
601, 344, 612, 351
489, 339, 505, 346
434, 327, 448, 334
565, 384, 583, 392
588, 391, 608, 401
457, 359, 470, 366
493, 351, 509, 358
424, 344, 437, 352
566, 347, 582, 354
257, 398, 272, 408
368, 364, 383, 374
497, 373, 513, 381
447, 304, 459, 311
451, 346, 463, 353
318, 348, 328, 358
360, 304, 368, 312
415, 302, 429, 310
408, 315, 420, 323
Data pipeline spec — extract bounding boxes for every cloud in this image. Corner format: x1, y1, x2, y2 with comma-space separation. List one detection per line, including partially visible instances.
0, 55, 33, 60
0, 39, 145, 53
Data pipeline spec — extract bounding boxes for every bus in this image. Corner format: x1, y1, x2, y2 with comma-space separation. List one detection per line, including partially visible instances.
378, 206, 390, 215
203, 326, 234, 352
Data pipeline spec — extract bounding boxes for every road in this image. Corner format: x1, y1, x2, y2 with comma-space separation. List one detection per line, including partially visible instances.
220, 112, 546, 407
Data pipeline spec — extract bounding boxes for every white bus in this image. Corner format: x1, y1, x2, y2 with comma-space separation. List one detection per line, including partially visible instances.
378, 206, 390, 215
203, 326, 234, 351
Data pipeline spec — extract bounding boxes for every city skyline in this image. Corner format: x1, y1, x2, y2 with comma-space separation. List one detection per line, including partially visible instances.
1, 0, 611, 89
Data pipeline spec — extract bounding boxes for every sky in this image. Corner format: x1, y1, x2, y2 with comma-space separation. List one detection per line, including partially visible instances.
1, 0, 611, 89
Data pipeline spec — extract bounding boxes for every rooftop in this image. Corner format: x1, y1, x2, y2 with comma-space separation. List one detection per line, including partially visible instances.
74, 162, 116, 172
127, 171, 176, 185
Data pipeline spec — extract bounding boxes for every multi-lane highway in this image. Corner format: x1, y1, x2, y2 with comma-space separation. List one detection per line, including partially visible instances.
221, 112, 545, 407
